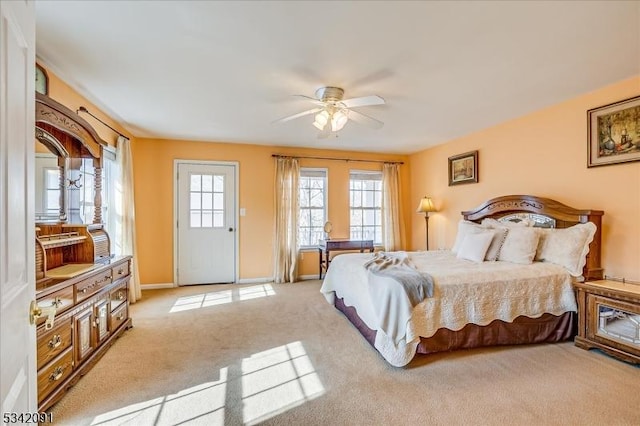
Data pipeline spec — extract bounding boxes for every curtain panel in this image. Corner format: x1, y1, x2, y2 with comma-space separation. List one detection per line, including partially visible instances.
116, 136, 142, 302
274, 158, 300, 283
382, 163, 404, 251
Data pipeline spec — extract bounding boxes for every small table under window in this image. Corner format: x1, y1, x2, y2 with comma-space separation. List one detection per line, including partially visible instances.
318, 239, 374, 279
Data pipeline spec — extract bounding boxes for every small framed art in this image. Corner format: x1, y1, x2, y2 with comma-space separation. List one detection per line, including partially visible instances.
448, 150, 478, 186
587, 95, 640, 167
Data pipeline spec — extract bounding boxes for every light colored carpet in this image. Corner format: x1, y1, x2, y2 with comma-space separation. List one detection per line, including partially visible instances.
50, 280, 640, 425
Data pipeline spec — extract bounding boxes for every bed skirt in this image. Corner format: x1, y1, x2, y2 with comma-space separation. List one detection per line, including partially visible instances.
334, 296, 577, 360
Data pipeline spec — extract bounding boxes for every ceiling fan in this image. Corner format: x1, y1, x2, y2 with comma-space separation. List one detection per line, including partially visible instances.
273, 86, 385, 138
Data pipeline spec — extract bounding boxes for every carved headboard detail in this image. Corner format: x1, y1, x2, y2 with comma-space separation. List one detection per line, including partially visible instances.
462, 195, 604, 280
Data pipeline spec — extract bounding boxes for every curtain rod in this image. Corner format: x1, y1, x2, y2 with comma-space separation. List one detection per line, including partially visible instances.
76, 106, 127, 139
271, 154, 403, 165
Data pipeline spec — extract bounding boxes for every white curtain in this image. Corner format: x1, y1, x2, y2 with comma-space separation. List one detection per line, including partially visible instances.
382, 163, 404, 251
113, 136, 141, 303
274, 157, 300, 283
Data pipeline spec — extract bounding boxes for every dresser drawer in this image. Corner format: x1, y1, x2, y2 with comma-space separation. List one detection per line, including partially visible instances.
110, 303, 128, 331
37, 347, 73, 403
37, 317, 72, 370
112, 261, 130, 281
36, 286, 74, 326
109, 280, 128, 312
75, 271, 113, 303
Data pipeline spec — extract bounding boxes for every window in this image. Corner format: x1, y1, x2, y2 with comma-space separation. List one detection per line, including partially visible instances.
350, 171, 382, 244
298, 168, 327, 248
189, 173, 225, 228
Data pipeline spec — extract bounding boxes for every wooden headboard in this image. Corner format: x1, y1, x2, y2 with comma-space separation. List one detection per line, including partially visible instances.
461, 195, 604, 280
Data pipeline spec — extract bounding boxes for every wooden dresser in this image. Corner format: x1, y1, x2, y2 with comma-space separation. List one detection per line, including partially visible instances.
35, 224, 132, 411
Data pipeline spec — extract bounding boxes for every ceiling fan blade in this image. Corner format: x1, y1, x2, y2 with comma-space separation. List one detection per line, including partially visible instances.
348, 109, 384, 129
341, 95, 385, 108
272, 107, 323, 124
292, 94, 325, 106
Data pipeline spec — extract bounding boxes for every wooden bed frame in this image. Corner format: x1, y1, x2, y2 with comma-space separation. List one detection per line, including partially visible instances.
335, 194, 604, 362
462, 194, 603, 281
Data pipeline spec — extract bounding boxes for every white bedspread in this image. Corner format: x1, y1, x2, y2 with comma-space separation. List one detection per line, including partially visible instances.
320, 250, 577, 367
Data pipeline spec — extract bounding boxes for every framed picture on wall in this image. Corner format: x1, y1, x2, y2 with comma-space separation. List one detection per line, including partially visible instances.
587, 95, 640, 167
448, 150, 478, 186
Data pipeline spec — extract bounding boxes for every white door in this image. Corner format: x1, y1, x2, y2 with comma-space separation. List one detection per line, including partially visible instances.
1, 0, 37, 416
176, 162, 237, 285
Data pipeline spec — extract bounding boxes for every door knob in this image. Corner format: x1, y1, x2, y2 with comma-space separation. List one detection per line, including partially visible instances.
228, 227, 234, 232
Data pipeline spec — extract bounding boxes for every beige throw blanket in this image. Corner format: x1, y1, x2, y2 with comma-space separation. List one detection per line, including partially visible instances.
363, 252, 434, 344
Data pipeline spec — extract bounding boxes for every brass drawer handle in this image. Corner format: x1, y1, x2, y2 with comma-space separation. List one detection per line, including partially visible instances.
105, 275, 112, 280
117, 291, 125, 301
117, 268, 124, 275
117, 313, 125, 321
51, 297, 63, 308
49, 366, 65, 382
48, 334, 62, 349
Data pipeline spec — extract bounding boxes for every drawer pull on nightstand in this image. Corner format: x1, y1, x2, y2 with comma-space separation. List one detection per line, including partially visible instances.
48, 335, 62, 349
117, 291, 125, 301
49, 366, 65, 382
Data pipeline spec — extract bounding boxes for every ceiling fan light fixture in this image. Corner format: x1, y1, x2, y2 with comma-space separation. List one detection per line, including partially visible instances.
313, 110, 329, 130
331, 109, 348, 132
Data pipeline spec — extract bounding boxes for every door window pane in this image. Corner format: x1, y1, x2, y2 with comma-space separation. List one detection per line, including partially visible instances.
189, 173, 225, 228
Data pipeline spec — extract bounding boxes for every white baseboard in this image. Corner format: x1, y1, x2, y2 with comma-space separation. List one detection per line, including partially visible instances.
237, 277, 274, 284
298, 274, 320, 281
141, 283, 175, 290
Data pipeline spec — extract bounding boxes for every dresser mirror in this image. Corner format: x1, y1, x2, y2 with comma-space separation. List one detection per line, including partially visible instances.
34, 92, 106, 225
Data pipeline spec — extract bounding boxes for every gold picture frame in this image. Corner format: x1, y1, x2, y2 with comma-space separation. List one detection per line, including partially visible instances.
448, 150, 478, 186
587, 95, 640, 167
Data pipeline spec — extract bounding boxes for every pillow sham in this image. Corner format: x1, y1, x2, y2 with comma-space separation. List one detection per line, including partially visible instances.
497, 227, 540, 264
451, 220, 484, 253
456, 230, 495, 263
535, 222, 596, 276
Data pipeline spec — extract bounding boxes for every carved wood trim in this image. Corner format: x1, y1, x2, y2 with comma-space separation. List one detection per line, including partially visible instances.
35, 92, 106, 159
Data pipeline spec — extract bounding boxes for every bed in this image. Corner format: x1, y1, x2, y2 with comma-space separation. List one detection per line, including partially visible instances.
320, 195, 604, 367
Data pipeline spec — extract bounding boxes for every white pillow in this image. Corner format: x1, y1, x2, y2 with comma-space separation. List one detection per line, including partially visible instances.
456, 231, 495, 263
451, 220, 484, 253
497, 227, 540, 264
535, 222, 597, 276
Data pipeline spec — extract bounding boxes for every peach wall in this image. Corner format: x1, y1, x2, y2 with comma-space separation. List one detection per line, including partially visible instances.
133, 140, 411, 284
409, 76, 640, 281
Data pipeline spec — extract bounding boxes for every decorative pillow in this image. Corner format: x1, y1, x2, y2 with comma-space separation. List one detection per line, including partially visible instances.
451, 220, 484, 253
484, 227, 508, 261
535, 222, 597, 276
497, 227, 540, 264
456, 230, 495, 263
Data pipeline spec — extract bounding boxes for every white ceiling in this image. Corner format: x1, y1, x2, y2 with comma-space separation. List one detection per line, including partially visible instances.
35, 1, 640, 154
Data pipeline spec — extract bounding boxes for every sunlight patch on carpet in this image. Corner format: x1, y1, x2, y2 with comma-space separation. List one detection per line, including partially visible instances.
90, 368, 228, 425
241, 341, 325, 425
169, 284, 275, 313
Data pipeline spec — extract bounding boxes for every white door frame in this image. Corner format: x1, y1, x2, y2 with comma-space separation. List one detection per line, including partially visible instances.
173, 159, 240, 286
1, 0, 37, 414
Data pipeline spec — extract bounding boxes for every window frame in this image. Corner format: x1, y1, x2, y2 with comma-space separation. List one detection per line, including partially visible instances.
298, 167, 328, 250
349, 170, 383, 245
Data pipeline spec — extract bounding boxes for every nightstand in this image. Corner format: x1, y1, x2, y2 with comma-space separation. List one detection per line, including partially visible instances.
573, 280, 640, 364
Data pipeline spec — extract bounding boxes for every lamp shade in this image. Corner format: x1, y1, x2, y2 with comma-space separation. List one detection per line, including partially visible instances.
416, 196, 436, 213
